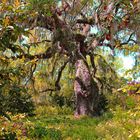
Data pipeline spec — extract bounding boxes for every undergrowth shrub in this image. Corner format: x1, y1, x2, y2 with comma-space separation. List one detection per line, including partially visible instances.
0, 86, 35, 116
96, 106, 140, 140
94, 93, 108, 115
0, 114, 33, 140
51, 94, 74, 108
101, 89, 140, 138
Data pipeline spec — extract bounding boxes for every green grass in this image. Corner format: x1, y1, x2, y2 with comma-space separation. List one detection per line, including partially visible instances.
26, 105, 140, 140
1, 105, 140, 140
26, 110, 114, 140
28, 115, 102, 140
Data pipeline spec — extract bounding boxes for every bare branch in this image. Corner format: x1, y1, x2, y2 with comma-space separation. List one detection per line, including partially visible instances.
40, 58, 70, 93
55, 59, 69, 90
76, 18, 94, 25
120, 32, 135, 46
25, 63, 37, 86
29, 39, 51, 46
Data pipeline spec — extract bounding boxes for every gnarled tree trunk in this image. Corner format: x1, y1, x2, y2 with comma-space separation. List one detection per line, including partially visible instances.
74, 59, 99, 117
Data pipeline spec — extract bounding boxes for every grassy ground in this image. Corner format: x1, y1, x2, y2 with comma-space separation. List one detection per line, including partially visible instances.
0, 105, 140, 140
28, 114, 103, 140
25, 105, 140, 140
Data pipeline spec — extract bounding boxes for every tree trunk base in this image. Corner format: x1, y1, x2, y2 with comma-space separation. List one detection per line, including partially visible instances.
74, 59, 100, 117
74, 94, 99, 117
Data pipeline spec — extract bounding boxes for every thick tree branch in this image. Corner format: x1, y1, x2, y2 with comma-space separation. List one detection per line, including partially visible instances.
76, 18, 94, 25
10, 47, 55, 60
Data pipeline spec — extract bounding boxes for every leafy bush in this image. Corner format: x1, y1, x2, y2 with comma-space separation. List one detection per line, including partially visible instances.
94, 93, 108, 115
51, 94, 74, 108
0, 85, 35, 116
0, 114, 33, 140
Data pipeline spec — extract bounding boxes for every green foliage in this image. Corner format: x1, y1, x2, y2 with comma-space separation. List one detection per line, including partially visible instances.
0, 85, 35, 116
29, 0, 54, 15
0, 58, 35, 116
0, 113, 33, 140
51, 94, 73, 108
0, 2, 36, 117
1, 132, 16, 140
94, 93, 108, 115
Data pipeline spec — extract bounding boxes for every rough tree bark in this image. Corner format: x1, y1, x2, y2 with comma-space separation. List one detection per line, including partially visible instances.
74, 59, 99, 117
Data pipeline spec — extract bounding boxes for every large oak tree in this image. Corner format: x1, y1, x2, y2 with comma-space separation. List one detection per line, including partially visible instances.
0, 0, 139, 116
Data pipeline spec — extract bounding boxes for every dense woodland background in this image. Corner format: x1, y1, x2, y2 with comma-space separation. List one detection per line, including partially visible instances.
0, 0, 140, 139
